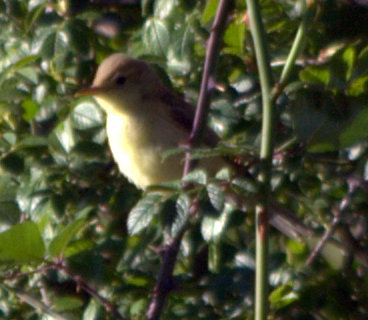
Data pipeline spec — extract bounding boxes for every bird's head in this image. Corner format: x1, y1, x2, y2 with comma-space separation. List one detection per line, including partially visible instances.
77, 53, 163, 115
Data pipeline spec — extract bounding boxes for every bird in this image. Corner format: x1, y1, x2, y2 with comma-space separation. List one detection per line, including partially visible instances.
76, 53, 353, 269
77, 53, 227, 189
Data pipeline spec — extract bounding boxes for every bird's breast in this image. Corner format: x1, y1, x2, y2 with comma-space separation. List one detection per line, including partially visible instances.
105, 111, 186, 189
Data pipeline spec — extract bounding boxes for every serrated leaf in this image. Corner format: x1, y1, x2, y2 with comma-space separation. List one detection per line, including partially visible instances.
182, 169, 208, 185
176, 193, 190, 217
54, 117, 76, 154
0, 221, 45, 263
171, 194, 190, 235
201, 204, 231, 241
48, 218, 86, 257
207, 183, 224, 211
72, 101, 104, 130
143, 18, 170, 57
154, 0, 177, 19
231, 177, 259, 194
128, 194, 162, 235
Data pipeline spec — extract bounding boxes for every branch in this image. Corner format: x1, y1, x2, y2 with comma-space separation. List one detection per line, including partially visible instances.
183, 0, 233, 175
306, 176, 359, 266
146, 1, 233, 319
56, 262, 127, 320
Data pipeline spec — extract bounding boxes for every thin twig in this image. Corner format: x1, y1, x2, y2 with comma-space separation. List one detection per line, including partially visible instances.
306, 176, 359, 266
55, 262, 127, 320
146, 225, 189, 320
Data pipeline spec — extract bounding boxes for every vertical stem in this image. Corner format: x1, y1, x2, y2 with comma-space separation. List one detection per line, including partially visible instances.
279, 0, 314, 86
245, 0, 274, 319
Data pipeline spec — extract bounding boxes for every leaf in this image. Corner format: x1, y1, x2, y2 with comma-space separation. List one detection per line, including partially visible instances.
231, 177, 259, 194
223, 14, 246, 55
128, 194, 162, 235
171, 193, 190, 235
0, 221, 45, 263
21, 99, 39, 121
201, 204, 231, 241
53, 117, 76, 154
182, 169, 208, 185
342, 46, 356, 81
299, 66, 331, 86
72, 101, 104, 130
207, 183, 224, 211
48, 218, 86, 257
15, 136, 48, 149
154, 0, 178, 19
143, 18, 170, 57
202, 0, 219, 24
52, 296, 84, 312
269, 283, 299, 310
339, 107, 368, 148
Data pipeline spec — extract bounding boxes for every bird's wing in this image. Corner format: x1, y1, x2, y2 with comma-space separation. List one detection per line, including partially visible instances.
159, 88, 220, 147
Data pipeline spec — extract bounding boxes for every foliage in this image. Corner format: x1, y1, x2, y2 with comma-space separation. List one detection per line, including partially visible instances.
0, 0, 367, 319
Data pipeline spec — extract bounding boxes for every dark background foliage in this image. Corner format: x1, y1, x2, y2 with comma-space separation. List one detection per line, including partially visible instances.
0, 0, 368, 319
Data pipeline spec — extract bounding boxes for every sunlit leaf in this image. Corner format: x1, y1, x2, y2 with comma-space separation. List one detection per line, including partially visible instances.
48, 218, 86, 257
128, 194, 162, 235
143, 18, 170, 57
0, 221, 45, 263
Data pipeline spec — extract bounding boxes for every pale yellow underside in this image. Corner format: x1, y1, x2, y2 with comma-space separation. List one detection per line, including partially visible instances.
95, 95, 226, 189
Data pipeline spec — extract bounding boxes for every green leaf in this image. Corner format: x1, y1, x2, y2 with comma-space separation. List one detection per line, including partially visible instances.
202, 0, 219, 24
143, 18, 170, 57
342, 46, 356, 81
340, 107, 368, 148
231, 177, 259, 194
128, 194, 162, 235
0, 221, 45, 263
40, 29, 68, 60
52, 296, 84, 312
53, 117, 76, 154
72, 101, 104, 130
48, 218, 86, 257
21, 99, 39, 121
299, 66, 331, 86
201, 204, 231, 241
207, 183, 224, 211
269, 283, 299, 310
171, 193, 190, 235
223, 15, 246, 55
83, 299, 103, 320
15, 136, 48, 149
154, 0, 178, 19
346, 74, 368, 96
182, 169, 208, 185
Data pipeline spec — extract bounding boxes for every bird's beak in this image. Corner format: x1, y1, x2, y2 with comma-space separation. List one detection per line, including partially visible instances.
75, 86, 107, 97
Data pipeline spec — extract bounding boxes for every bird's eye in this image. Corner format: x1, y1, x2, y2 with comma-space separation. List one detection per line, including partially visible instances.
115, 76, 126, 85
